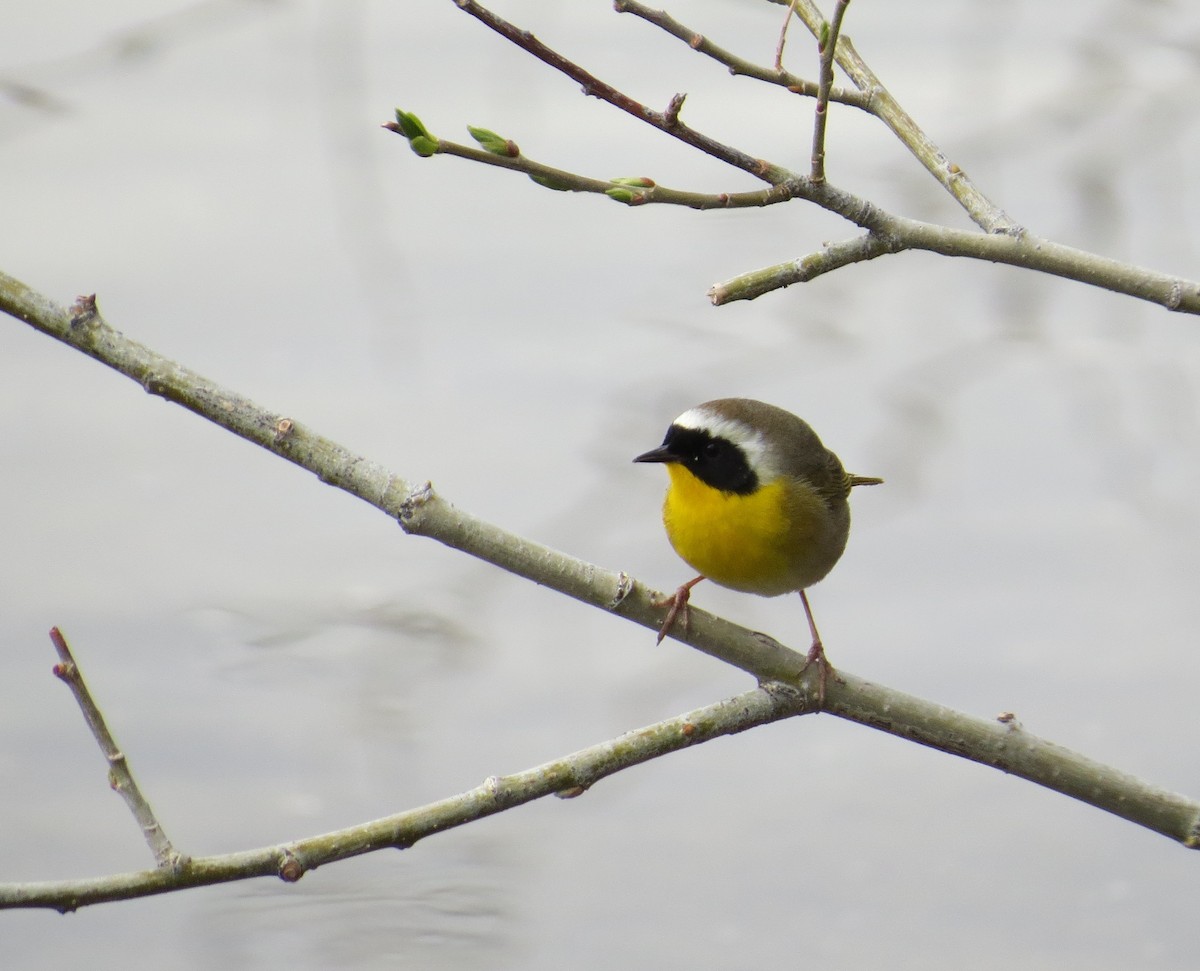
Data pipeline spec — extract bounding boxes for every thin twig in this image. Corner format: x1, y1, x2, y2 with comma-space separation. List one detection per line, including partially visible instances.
777, 0, 1016, 232
708, 214, 1200, 311
809, 0, 850, 184
383, 123, 796, 210
775, 0, 798, 70
0, 686, 811, 910
615, 0, 870, 108
386, 116, 1200, 312
452, 0, 787, 184
708, 232, 891, 303
431, 2, 1200, 311
49, 627, 186, 870
628, 0, 1009, 230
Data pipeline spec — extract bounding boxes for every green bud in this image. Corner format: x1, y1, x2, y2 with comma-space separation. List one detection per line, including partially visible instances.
409, 136, 439, 158
605, 187, 639, 204
609, 177, 656, 188
468, 125, 519, 157
393, 109, 439, 156
393, 109, 432, 140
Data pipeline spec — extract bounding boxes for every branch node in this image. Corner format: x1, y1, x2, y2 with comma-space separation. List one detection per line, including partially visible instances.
1167, 280, 1184, 310
142, 371, 169, 397
398, 481, 435, 531
664, 92, 686, 127
69, 293, 99, 329
607, 572, 636, 609
277, 850, 305, 883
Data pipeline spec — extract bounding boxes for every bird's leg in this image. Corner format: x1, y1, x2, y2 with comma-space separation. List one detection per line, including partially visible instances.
652, 576, 706, 645
799, 589, 833, 706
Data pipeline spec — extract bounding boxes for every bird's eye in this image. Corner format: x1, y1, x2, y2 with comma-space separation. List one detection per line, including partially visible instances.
702, 441, 721, 459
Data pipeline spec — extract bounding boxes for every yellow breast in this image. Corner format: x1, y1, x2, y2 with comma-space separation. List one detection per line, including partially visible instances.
661, 463, 845, 597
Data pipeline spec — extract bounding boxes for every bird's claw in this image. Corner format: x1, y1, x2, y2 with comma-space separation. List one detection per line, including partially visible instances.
804, 638, 835, 708
652, 576, 708, 644
652, 584, 692, 644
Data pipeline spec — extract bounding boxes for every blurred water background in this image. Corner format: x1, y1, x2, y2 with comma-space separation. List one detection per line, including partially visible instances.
3, 1, 1200, 967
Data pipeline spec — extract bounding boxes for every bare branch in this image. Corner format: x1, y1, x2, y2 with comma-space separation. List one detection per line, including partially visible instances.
4, 275, 1200, 866
431, 1, 1200, 312
0, 272, 817, 690
49, 627, 185, 870
709, 216, 1200, 311
709, 232, 890, 303
809, 0, 850, 183
777, 0, 1016, 232
451, 0, 788, 183
0, 686, 813, 910
389, 99, 1200, 311
624, 0, 1009, 230
613, 0, 870, 109
774, 0, 795, 70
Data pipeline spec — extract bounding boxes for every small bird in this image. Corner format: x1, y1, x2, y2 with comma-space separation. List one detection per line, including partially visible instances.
634, 398, 881, 696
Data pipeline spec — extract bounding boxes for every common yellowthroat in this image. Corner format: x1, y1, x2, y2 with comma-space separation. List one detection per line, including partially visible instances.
634, 398, 881, 693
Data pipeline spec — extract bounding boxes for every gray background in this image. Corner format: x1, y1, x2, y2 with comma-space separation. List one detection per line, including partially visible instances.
3, 1, 1199, 968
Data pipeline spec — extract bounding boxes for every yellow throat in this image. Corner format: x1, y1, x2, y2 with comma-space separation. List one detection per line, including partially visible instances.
661, 462, 837, 597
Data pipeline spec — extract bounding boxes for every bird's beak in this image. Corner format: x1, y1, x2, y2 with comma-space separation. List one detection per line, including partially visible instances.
633, 445, 676, 464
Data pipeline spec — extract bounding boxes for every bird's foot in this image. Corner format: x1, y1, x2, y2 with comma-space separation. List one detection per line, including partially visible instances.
804, 638, 836, 708
651, 576, 704, 645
